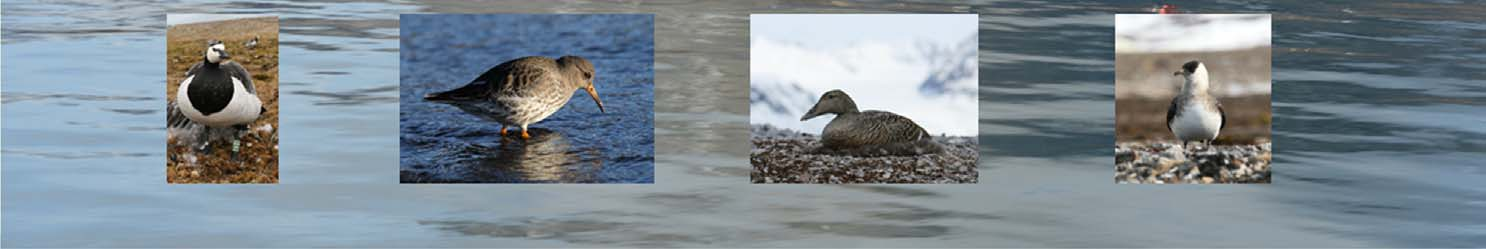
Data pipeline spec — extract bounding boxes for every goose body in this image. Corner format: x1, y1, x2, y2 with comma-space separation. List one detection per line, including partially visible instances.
170, 40, 264, 159
424, 55, 605, 139
177, 42, 262, 128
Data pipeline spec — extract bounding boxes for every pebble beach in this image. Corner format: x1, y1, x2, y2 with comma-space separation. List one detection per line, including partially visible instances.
1116, 142, 1271, 184
751, 125, 978, 184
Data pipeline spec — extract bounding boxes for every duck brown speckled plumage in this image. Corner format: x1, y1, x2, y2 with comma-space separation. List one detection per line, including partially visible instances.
800, 89, 941, 156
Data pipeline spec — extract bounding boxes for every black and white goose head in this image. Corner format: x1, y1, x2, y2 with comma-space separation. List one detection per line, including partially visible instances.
205, 40, 231, 64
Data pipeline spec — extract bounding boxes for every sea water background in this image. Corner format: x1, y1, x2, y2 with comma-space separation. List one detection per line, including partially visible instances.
3, 0, 1484, 247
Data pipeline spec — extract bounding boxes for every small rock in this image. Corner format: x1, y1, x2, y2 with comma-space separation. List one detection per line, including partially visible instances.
1116, 141, 1271, 184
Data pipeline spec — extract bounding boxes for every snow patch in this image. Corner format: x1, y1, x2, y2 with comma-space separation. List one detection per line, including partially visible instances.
1116, 14, 1271, 53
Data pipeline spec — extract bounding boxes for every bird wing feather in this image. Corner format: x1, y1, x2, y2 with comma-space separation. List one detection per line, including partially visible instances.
861, 111, 930, 143
166, 99, 194, 128
427, 61, 514, 101
1216, 100, 1226, 132
1165, 95, 1184, 133
222, 61, 255, 94
495, 57, 560, 98
186, 62, 203, 77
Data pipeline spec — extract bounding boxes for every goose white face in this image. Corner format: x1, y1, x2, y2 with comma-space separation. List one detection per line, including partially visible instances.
205, 43, 228, 63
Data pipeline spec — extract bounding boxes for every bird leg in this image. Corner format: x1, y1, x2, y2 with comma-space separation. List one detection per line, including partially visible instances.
500, 125, 509, 136
198, 141, 212, 155
1181, 140, 1199, 153
520, 124, 531, 139
196, 128, 213, 155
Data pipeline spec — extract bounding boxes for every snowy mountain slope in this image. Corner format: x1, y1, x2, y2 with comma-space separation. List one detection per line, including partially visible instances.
750, 34, 978, 137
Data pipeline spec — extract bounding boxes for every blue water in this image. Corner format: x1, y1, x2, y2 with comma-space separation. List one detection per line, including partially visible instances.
2, 0, 1483, 247
398, 14, 656, 183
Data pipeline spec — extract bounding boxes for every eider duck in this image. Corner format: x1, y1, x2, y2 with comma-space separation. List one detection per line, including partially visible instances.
173, 40, 264, 159
1167, 60, 1226, 146
800, 89, 941, 156
424, 55, 605, 139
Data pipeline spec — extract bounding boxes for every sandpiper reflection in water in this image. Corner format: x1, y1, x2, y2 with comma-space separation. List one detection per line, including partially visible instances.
468, 130, 602, 183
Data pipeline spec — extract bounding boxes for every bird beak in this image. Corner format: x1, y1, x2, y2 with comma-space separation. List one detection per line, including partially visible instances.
585, 84, 605, 113
1173, 71, 1183, 76
800, 105, 821, 121
218, 49, 231, 60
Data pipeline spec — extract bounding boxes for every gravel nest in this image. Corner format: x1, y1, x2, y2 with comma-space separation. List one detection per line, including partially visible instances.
750, 125, 978, 184
1116, 142, 1271, 184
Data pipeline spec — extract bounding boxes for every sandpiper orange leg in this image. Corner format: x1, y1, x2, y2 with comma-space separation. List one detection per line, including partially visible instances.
500, 126, 509, 136
520, 124, 531, 139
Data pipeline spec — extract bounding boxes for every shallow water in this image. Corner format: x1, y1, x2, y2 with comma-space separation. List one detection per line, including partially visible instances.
398, 14, 655, 183
3, 0, 1484, 247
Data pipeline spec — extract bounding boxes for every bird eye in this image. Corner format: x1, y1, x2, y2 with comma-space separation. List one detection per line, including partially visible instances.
583, 72, 593, 79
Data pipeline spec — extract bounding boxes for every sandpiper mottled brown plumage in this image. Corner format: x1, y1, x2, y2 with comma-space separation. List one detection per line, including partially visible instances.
425, 55, 605, 139
800, 89, 941, 156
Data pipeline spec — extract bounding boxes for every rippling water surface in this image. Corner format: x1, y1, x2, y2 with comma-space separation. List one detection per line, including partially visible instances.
3, 0, 1483, 247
